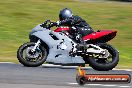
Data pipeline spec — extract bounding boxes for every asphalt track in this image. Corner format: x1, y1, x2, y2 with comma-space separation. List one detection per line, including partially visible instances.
0, 63, 131, 88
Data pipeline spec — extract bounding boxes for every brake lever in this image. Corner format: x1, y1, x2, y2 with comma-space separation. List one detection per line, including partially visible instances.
40, 20, 51, 28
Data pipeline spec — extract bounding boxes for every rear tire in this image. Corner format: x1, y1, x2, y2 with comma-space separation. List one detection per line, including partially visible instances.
17, 42, 48, 67
87, 43, 119, 71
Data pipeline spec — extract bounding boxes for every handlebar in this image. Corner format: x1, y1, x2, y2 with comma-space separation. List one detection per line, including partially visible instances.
40, 20, 57, 29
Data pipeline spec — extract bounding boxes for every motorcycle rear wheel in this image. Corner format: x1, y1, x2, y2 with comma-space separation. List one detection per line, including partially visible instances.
87, 43, 119, 71
17, 42, 47, 67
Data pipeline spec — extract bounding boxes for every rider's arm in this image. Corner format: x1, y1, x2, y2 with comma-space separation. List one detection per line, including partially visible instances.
58, 15, 83, 26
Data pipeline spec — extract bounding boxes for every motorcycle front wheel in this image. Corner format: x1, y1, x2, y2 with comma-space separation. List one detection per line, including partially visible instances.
87, 43, 119, 71
17, 42, 48, 67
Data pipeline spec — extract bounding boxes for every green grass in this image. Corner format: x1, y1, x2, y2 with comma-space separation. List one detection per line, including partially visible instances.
0, 0, 132, 68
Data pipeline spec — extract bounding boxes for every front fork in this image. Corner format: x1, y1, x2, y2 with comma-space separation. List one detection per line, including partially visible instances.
31, 39, 41, 52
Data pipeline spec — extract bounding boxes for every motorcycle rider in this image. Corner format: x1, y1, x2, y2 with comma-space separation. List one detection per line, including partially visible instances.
55, 8, 94, 43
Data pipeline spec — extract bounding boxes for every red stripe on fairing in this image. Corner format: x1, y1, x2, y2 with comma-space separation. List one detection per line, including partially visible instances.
54, 27, 70, 32
83, 30, 117, 40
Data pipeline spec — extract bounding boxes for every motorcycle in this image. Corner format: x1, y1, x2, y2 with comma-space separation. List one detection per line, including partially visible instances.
17, 20, 119, 71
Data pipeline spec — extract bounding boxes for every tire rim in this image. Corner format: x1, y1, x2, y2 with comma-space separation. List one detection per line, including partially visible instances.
22, 45, 43, 62
91, 49, 113, 65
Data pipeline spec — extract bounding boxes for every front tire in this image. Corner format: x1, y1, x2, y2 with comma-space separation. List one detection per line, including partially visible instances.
17, 42, 48, 67
87, 43, 119, 71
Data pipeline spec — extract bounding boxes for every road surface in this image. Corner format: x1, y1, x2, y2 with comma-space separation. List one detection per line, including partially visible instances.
0, 63, 131, 88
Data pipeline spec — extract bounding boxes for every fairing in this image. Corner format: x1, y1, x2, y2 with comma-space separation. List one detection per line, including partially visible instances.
83, 30, 117, 43
29, 24, 85, 64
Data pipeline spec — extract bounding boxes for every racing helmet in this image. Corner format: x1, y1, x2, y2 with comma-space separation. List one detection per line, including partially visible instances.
59, 8, 73, 21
